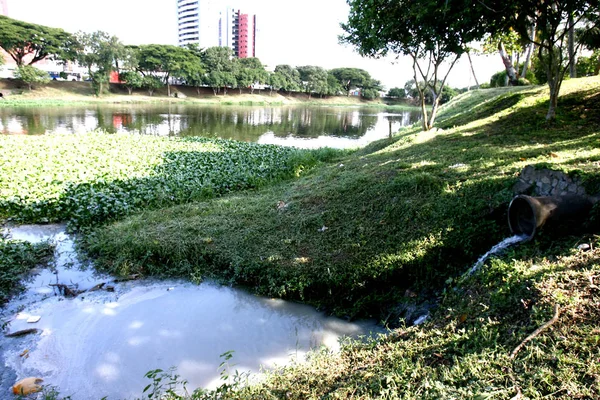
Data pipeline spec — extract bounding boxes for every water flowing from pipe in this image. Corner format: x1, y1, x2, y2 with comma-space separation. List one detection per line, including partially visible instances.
468, 235, 529, 275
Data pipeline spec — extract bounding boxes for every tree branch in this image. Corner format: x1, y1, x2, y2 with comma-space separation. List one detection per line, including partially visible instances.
508, 304, 560, 399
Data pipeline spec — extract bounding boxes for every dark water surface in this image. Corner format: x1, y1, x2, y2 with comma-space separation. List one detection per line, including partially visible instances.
0, 104, 419, 148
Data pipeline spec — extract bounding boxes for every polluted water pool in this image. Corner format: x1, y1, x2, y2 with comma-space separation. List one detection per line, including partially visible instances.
1, 225, 384, 399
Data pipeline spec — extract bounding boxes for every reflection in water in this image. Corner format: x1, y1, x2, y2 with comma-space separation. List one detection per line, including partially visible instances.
0, 105, 420, 148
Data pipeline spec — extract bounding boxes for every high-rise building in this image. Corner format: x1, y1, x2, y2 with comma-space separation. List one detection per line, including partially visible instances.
178, 0, 219, 49
177, 0, 256, 58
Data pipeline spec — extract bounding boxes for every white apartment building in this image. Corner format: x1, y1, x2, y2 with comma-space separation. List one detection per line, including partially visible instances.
177, 0, 256, 58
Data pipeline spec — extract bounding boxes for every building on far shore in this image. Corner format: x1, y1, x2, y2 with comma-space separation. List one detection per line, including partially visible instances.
177, 0, 257, 58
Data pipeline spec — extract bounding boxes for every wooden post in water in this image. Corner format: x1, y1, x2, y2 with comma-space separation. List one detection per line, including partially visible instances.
389, 120, 393, 138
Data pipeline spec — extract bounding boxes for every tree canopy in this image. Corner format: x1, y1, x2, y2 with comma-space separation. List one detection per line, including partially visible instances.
76, 31, 125, 96
330, 68, 372, 96
0, 15, 79, 66
341, 0, 497, 129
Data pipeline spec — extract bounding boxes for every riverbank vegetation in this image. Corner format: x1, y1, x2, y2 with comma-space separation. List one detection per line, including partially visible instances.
0, 79, 422, 109
1, 75, 599, 398
0, 235, 53, 306
0, 135, 344, 229
108, 76, 597, 399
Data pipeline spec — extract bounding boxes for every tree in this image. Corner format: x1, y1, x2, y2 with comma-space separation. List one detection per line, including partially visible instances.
202, 47, 238, 95
236, 57, 268, 94
326, 71, 344, 96
136, 44, 198, 97
76, 31, 125, 96
119, 71, 144, 95
482, 30, 526, 85
577, 16, 600, 76
177, 60, 206, 94
14, 65, 50, 90
508, 1, 599, 120
273, 65, 301, 92
142, 75, 163, 96
0, 16, 79, 66
341, 0, 496, 130
387, 87, 406, 98
297, 65, 328, 98
576, 51, 600, 76
330, 67, 372, 96
361, 78, 383, 100
268, 72, 284, 95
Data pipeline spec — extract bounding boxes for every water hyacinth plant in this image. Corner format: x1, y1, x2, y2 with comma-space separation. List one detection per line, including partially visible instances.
0, 133, 336, 229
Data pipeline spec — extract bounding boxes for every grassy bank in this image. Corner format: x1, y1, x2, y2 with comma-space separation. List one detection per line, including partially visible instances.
82, 78, 600, 320
2, 76, 600, 398
0, 79, 417, 109
82, 77, 599, 397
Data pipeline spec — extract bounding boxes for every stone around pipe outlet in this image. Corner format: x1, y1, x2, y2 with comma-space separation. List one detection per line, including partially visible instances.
508, 195, 596, 239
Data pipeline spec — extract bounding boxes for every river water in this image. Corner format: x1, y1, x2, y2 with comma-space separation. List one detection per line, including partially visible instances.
0, 105, 419, 149
0, 225, 383, 399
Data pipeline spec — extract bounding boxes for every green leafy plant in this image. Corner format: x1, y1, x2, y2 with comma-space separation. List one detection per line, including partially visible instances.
0, 234, 54, 305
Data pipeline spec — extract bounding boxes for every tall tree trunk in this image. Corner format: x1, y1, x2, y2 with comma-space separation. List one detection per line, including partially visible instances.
466, 51, 479, 89
521, 23, 536, 78
544, 46, 564, 121
498, 41, 519, 84
428, 97, 442, 129
420, 95, 429, 130
167, 83, 171, 97
547, 78, 559, 121
568, 14, 577, 78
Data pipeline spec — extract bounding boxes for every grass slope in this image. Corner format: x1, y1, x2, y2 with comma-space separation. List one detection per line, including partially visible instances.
83, 77, 600, 398
84, 77, 600, 323
3, 76, 600, 398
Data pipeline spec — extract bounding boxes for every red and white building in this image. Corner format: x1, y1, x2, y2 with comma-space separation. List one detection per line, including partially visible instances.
178, 1, 257, 58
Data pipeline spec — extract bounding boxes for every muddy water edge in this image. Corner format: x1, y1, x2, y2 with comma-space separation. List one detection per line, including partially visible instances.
1, 224, 383, 400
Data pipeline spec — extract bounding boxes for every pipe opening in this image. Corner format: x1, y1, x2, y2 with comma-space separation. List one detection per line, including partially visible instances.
508, 196, 536, 237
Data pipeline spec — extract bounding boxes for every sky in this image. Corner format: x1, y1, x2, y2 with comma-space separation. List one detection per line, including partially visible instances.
7, 0, 505, 90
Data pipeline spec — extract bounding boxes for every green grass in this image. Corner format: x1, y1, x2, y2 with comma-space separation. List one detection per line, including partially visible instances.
79, 76, 600, 397
2, 76, 600, 398
82, 77, 600, 320
0, 233, 54, 305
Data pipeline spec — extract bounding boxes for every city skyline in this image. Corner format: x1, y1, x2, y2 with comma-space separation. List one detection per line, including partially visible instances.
4, 0, 503, 90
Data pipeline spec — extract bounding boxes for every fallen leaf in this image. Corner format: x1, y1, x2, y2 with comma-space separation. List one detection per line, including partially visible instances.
12, 377, 43, 395
19, 349, 29, 358
459, 314, 468, 323
549, 152, 559, 158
